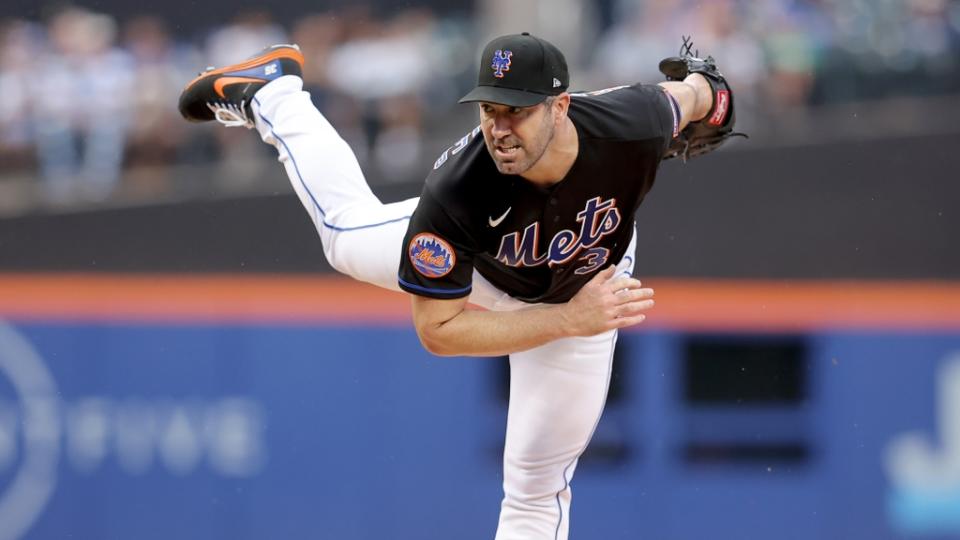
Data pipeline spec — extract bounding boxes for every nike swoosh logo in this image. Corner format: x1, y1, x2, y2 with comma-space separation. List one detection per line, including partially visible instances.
213, 76, 264, 98
488, 207, 511, 227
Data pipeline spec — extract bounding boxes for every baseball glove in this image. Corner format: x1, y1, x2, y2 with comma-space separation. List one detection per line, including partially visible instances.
659, 36, 747, 161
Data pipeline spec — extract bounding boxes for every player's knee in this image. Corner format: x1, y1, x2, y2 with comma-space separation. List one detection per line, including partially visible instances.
322, 244, 398, 292
320, 238, 360, 277
322, 245, 349, 275
503, 463, 562, 504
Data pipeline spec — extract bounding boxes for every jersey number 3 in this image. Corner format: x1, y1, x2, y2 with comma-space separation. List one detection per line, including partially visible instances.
575, 247, 610, 275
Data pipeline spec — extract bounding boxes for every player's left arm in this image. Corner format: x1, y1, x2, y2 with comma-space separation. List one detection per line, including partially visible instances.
658, 74, 714, 131
655, 39, 746, 160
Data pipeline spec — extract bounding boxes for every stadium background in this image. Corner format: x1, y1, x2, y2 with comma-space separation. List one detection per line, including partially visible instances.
1, 0, 959, 538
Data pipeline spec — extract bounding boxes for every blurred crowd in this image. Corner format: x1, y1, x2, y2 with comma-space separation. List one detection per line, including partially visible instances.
592, 0, 960, 116
1, 0, 959, 211
0, 6, 473, 209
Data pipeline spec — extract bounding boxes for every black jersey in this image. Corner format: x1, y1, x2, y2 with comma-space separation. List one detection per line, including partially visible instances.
398, 83, 680, 304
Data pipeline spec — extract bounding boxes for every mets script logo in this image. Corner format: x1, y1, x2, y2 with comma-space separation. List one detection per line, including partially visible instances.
491, 49, 512, 78
495, 197, 621, 275
409, 233, 456, 278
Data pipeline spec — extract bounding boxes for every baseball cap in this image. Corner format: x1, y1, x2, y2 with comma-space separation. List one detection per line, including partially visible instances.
459, 32, 569, 107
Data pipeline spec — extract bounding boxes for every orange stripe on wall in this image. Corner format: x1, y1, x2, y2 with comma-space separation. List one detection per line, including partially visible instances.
0, 274, 412, 325
646, 279, 960, 332
0, 273, 958, 331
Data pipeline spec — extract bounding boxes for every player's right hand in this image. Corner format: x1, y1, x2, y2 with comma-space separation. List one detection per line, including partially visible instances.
559, 266, 655, 337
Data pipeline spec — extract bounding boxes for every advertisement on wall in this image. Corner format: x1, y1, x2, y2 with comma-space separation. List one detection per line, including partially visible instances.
1, 317, 959, 539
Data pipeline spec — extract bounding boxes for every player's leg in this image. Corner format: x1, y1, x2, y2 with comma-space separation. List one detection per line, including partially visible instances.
178, 45, 414, 291
249, 75, 415, 291
493, 231, 637, 540
496, 329, 618, 540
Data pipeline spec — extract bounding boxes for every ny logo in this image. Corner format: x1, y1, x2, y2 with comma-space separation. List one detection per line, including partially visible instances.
491, 49, 512, 78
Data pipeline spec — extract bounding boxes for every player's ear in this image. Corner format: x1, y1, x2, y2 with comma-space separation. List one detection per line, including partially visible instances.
553, 93, 571, 119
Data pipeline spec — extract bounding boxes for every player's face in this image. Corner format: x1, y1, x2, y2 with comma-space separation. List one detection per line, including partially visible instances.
478, 100, 557, 175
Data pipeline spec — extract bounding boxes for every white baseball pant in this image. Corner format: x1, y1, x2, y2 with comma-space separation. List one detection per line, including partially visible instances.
251, 76, 636, 540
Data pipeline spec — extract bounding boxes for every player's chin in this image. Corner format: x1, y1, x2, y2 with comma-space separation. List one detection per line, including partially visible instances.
492, 156, 529, 175
493, 160, 520, 174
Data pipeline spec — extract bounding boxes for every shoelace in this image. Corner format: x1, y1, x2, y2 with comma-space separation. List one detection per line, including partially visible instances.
207, 102, 253, 129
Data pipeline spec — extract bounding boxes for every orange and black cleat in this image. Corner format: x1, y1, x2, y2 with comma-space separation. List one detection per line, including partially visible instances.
178, 44, 304, 128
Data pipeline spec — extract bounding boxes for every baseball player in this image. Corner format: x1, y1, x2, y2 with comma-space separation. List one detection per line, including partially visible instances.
179, 33, 738, 539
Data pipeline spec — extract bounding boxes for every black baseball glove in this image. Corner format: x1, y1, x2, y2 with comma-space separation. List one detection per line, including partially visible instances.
659, 36, 747, 161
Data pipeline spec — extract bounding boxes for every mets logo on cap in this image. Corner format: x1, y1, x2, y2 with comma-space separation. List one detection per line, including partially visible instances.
491, 49, 512, 78
409, 233, 456, 278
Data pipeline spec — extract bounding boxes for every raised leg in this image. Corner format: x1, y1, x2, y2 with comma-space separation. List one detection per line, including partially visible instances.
250, 75, 417, 291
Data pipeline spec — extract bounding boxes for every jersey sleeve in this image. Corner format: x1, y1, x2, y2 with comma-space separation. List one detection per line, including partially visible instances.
653, 84, 682, 155
397, 185, 476, 299
573, 83, 680, 158
629, 84, 680, 158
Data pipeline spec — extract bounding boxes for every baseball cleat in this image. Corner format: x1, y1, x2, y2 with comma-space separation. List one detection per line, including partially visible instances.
178, 44, 304, 128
